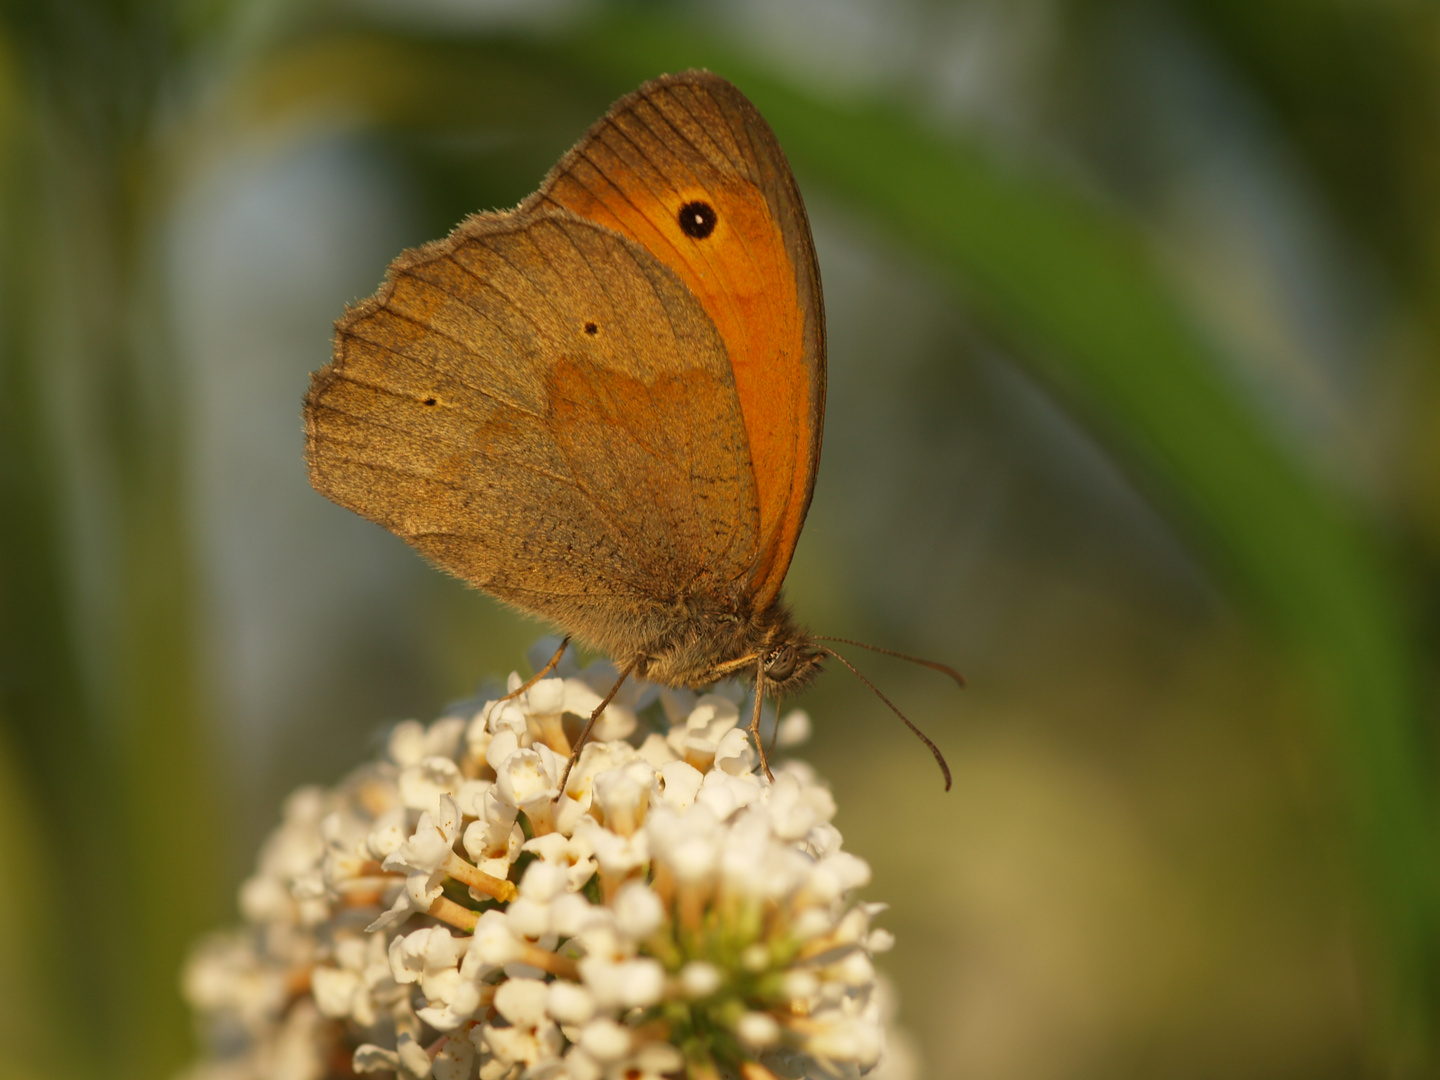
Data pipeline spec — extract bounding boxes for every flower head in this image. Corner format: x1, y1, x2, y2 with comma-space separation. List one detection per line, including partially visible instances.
182, 657, 909, 1080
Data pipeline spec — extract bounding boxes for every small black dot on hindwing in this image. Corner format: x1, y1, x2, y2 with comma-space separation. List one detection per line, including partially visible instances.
423, 397, 437, 406
678, 200, 717, 239
584, 322, 598, 335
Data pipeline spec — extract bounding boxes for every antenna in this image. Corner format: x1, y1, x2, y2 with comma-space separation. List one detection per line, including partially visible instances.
815, 636, 966, 688
820, 647, 952, 791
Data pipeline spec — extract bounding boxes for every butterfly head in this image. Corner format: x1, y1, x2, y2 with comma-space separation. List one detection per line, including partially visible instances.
755, 610, 825, 697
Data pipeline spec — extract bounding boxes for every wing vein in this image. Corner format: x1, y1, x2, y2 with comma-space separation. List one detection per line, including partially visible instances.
427, 245, 558, 346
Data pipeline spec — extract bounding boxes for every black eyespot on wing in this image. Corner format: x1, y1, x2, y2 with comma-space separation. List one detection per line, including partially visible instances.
584, 322, 598, 335
678, 200, 717, 239
423, 397, 437, 406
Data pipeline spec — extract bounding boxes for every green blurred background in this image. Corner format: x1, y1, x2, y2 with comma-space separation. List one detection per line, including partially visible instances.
3, 0, 1440, 1077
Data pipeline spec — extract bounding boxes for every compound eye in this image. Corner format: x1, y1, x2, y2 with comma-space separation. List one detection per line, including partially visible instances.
765, 645, 797, 682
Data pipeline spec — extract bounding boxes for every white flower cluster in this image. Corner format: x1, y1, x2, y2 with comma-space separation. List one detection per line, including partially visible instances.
181, 658, 906, 1080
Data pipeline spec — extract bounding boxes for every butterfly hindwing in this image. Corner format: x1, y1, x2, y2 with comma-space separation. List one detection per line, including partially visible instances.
304, 208, 761, 657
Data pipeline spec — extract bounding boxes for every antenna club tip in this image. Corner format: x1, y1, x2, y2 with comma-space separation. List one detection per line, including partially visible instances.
937, 758, 953, 791
928, 661, 966, 688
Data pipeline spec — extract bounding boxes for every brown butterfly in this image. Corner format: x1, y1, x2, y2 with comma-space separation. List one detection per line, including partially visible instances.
303, 71, 954, 787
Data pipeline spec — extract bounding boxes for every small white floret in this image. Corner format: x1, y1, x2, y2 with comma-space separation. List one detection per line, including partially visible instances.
469, 910, 521, 965
591, 761, 656, 835
612, 880, 664, 939
310, 965, 359, 1019
352, 1044, 401, 1074
736, 1011, 781, 1049
526, 677, 566, 715
433, 1034, 475, 1080
519, 859, 569, 903
495, 747, 560, 806
398, 755, 462, 813
579, 956, 666, 1009
546, 980, 596, 1025
633, 1042, 686, 1075
494, 977, 549, 1027
775, 709, 812, 748
679, 961, 722, 998
656, 760, 704, 811
397, 1032, 433, 1077
578, 1018, 631, 1063
713, 726, 758, 776
387, 721, 428, 767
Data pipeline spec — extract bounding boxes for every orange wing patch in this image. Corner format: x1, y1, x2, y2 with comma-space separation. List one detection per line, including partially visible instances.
535, 73, 821, 613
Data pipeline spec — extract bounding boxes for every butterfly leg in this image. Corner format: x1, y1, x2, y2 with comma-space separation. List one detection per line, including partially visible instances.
749, 659, 774, 782
555, 655, 639, 797
499, 636, 572, 703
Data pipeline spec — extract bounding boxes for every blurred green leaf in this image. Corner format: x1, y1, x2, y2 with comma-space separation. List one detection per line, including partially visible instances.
1177, 0, 1440, 296
0, 4, 225, 1077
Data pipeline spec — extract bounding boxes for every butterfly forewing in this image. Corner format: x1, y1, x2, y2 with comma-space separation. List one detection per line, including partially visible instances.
535, 71, 825, 611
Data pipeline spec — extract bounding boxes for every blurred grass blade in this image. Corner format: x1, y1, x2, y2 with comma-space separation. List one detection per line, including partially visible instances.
0, 29, 96, 1079
0, 9, 225, 1079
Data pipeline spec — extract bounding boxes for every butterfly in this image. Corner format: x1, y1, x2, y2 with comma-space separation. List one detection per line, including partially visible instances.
304, 71, 952, 787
